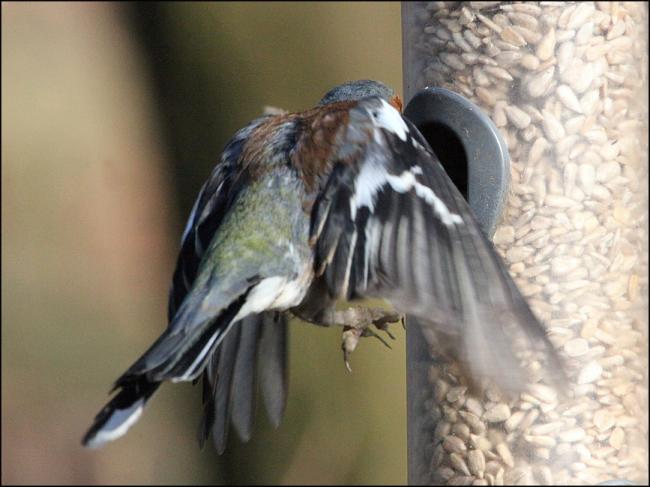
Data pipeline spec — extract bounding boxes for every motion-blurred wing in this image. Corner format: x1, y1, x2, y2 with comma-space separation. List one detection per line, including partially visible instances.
310, 97, 564, 393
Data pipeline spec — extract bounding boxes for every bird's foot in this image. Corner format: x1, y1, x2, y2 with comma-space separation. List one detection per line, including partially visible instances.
337, 307, 403, 372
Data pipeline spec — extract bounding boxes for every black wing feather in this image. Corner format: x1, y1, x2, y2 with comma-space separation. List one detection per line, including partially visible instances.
211, 323, 241, 454
230, 315, 262, 442
310, 97, 565, 394
258, 312, 288, 428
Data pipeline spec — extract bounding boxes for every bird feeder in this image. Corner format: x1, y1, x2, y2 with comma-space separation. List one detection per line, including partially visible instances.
402, 2, 649, 485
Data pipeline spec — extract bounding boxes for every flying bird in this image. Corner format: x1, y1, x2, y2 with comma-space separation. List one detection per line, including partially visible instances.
83, 80, 564, 453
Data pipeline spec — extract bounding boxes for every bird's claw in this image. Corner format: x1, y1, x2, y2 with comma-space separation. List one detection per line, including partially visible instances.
340, 309, 403, 372
342, 326, 362, 372
362, 326, 393, 349
371, 320, 397, 341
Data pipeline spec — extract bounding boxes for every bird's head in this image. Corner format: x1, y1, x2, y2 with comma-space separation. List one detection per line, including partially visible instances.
318, 79, 403, 112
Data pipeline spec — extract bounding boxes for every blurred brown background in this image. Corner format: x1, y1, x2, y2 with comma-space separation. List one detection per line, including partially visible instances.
2, 2, 405, 484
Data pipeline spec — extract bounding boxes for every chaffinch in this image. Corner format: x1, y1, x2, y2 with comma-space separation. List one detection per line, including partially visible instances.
83, 80, 564, 454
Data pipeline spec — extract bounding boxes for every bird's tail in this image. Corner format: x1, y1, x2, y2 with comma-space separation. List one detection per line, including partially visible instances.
82, 377, 160, 448
82, 286, 255, 448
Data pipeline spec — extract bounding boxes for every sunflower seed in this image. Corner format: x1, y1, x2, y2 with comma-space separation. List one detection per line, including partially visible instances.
559, 427, 587, 443
483, 404, 511, 423
450, 452, 472, 475
567, 3, 595, 30
453, 422, 471, 441
505, 105, 532, 129
609, 427, 625, 450
500, 26, 527, 47
524, 434, 557, 448
556, 84, 583, 113
470, 433, 492, 452
460, 411, 486, 435
467, 449, 486, 478
536, 27, 556, 61
592, 409, 616, 432
541, 109, 565, 141
578, 361, 603, 384
473, 12, 500, 34
527, 66, 556, 98
444, 435, 468, 454
435, 420, 452, 443
496, 442, 515, 468
484, 65, 514, 82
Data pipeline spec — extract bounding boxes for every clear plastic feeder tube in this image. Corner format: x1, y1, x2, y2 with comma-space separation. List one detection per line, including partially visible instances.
402, 2, 649, 485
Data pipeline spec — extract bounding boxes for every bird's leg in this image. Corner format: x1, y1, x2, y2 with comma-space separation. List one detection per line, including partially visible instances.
333, 307, 403, 372
290, 304, 404, 371
341, 308, 403, 372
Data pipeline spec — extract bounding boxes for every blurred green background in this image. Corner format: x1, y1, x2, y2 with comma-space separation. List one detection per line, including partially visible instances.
2, 2, 405, 484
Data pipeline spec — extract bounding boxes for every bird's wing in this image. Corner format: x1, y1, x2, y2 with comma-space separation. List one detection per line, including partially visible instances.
115, 116, 275, 382
117, 115, 296, 447
310, 97, 565, 394
168, 115, 271, 320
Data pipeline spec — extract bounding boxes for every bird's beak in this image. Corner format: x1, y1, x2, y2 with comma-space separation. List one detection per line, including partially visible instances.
389, 94, 403, 113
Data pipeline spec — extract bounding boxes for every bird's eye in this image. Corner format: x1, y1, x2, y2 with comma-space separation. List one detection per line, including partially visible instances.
371, 110, 378, 118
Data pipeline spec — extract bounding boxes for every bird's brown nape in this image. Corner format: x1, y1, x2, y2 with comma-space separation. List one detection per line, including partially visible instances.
389, 94, 403, 113
291, 101, 355, 193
